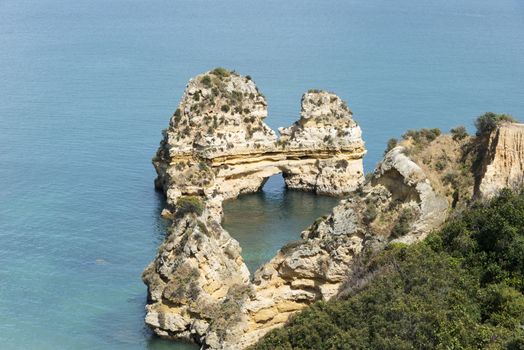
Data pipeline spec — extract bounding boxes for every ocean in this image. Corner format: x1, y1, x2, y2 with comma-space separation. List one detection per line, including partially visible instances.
1, 0, 523, 348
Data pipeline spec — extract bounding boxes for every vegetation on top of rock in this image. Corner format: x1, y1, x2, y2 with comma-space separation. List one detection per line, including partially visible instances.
252, 188, 524, 350
450, 125, 468, 141
176, 196, 204, 216
307, 89, 324, 94
201, 75, 212, 87
210, 67, 231, 78
402, 128, 441, 144
173, 108, 182, 124
384, 137, 398, 155
475, 112, 516, 136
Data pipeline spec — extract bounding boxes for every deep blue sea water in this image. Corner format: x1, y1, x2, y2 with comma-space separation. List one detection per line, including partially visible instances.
1, 0, 523, 349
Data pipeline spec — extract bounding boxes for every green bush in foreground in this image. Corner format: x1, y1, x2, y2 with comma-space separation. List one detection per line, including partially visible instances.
450, 125, 468, 141
475, 112, 516, 136
252, 189, 524, 350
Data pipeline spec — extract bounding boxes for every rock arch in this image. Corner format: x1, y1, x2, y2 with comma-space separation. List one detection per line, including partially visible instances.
153, 69, 366, 206
144, 69, 368, 349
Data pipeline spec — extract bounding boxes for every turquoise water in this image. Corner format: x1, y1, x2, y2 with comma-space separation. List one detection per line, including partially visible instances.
223, 176, 340, 273
1, 0, 523, 349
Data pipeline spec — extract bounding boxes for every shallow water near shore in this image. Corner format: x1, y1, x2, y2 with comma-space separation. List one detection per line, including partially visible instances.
1, 0, 523, 349
223, 176, 340, 274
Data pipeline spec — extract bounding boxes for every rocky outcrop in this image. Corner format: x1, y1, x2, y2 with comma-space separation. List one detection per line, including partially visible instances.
152, 69, 366, 206
145, 69, 524, 349
371, 147, 449, 243
144, 84, 449, 348
476, 123, 524, 198
144, 69, 367, 348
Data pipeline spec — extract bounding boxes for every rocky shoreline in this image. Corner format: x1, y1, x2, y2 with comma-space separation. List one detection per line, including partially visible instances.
143, 68, 524, 349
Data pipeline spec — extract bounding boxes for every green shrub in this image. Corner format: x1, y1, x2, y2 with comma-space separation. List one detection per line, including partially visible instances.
402, 128, 441, 144
435, 159, 447, 171
475, 112, 516, 136
176, 196, 204, 216
211, 67, 230, 78
384, 138, 398, 155
391, 207, 415, 238
220, 104, 230, 113
173, 108, 182, 123
450, 125, 468, 141
201, 75, 212, 87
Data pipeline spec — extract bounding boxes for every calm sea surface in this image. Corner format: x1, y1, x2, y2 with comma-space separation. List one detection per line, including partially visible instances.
1, 0, 523, 349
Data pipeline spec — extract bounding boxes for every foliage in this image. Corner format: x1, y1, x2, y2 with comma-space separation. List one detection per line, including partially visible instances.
173, 108, 182, 123
201, 75, 212, 87
176, 196, 204, 216
384, 138, 398, 155
450, 125, 468, 141
252, 189, 524, 350
390, 207, 415, 238
211, 67, 231, 78
402, 128, 441, 144
475, 112, 516, 136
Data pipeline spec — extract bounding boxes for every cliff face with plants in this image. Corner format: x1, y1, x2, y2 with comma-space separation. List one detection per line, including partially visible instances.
144, 69, 368, 348
152, 68, 366, 205
476, 123, 524, 198
143, 70, 524, 349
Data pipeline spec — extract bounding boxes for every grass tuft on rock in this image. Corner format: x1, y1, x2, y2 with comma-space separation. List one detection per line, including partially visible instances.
176, 196, 204, 216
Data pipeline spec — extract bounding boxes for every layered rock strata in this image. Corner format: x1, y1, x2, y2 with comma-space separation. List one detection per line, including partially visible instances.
152, 70, 366, 205
144, 144, 449, 349
476, 123, 524, 198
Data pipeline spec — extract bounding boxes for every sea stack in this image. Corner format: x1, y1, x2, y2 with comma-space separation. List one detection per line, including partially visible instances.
152, 68, 366, 206
143, 69, 367, 348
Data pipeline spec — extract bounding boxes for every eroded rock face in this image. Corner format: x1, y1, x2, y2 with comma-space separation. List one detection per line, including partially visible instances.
153, 70, 366, 205
371, 147, 449, 243
476, 123, 524, 198
203, 145, 448, 349
144, 69, 368, 348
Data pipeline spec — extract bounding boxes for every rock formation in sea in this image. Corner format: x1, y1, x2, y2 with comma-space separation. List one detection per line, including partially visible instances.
152, 69, 365, 206
144, 68, 366, 348
143, 68, 524, 349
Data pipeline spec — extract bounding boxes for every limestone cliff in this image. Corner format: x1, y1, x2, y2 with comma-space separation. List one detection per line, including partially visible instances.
476, 123, 524, 198
152, 69, 365, 205
144, 142, 449, 349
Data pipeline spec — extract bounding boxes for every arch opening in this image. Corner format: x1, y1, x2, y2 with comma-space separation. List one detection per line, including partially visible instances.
222, 173, 339, 274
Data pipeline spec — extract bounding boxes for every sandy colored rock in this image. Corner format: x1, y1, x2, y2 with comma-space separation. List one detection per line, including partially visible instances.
477, 123, 524, 198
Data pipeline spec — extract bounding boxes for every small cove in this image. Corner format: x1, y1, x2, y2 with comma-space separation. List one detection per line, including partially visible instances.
222, 176, 340, 274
